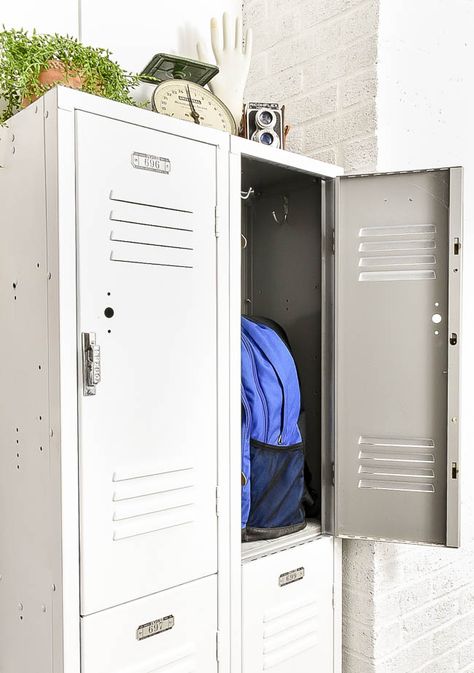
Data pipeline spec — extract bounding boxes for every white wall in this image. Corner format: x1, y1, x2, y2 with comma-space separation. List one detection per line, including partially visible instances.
1, 1, 241, 75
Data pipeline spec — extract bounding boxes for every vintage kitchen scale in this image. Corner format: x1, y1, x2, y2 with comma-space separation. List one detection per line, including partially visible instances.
140, 53, 237, 134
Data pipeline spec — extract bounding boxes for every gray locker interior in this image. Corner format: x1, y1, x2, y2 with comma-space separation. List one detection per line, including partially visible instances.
240, 156, 462, 548
241, 158, 324, 509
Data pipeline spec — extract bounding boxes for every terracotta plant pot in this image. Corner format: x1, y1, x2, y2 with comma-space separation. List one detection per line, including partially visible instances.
21, 60, 85, 108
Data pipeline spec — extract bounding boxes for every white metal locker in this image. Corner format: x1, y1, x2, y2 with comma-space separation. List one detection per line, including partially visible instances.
0, 87, 463, 673
242, 537, 334, 673
0, 89, 229, 673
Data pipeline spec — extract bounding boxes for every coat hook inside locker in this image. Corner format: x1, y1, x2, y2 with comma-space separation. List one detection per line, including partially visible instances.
272, 195, 289, 224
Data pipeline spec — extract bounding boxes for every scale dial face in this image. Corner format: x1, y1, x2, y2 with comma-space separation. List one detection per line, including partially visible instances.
152, 80, 236, 134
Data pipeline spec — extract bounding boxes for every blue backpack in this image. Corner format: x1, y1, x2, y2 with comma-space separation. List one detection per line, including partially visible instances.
241, 317, 307, 541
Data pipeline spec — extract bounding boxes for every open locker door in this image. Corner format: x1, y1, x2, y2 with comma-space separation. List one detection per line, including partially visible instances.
333, 168, 462, 547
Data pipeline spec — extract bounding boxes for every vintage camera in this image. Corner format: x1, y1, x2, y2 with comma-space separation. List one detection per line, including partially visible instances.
245, 102, 285, 149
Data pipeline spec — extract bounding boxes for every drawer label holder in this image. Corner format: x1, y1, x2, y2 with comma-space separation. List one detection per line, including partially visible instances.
136, 615, 175, 641
279, 567, 305, 587
131, 152, 171, 174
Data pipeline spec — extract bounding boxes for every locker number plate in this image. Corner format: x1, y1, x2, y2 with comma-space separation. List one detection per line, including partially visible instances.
132, 152, 171, 174
136, 615, 174, 641
279, 567, 305, 587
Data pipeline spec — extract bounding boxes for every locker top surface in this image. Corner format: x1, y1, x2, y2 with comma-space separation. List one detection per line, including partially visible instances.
3, 86, 344, 180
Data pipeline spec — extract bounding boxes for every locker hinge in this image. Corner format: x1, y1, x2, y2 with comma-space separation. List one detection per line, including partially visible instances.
82, 332, 101, 396
331, 462, 335, 486
331, 229, 335, 254
215, 486, 221, 517
216, 630, 223, 662
215, 205, 220, 238
332, 584, 335, 609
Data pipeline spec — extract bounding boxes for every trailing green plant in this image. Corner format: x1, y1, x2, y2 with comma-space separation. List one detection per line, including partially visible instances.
0, 27, 141, 123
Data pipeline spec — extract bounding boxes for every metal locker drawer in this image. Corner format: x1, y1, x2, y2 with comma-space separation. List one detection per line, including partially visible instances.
81, 574, 217, 673
241, 537, 334, 673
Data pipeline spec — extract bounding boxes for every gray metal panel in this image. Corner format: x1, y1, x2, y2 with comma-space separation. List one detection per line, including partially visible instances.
446, 168, 463, 547
335, 169, 461, 546
243, 177, 323, 490
321, 179, 335, 535
0, 103, 55, 670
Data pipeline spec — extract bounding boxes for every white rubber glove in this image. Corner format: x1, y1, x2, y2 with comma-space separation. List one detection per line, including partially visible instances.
197, 12, 253, 129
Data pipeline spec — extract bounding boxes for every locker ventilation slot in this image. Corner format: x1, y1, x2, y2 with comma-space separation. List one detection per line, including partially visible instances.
110, 191, 193, 216
108, 192, 194, 269
112, 466, 195, 540
262, 599, 318, 669
132, 645, 196, 673
358, 436, 435, 493
358, 224, 437, 282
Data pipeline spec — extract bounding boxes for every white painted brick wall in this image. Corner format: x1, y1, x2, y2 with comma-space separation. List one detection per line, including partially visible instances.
243, 0, 379, 171
242, 1, 474, 672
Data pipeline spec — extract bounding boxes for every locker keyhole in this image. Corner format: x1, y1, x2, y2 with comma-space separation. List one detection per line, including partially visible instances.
432, 314, 442, 324
104, 307, 114, 318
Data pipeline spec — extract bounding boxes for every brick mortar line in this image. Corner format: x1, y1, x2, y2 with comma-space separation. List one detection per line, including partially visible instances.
288, 108, 374, 135
268, 64, 377, 111
372, 571, 474, 608
337, 96, 377, 114
375, 611, 474, 663
246, 0, 377, 47
372, 557, 474, 599
248, 21, 378, 60
342, 646, 376, 665
411, 634, 474, 673
342, 587, 474, 651
262, 11, 379, 63
255, 30, 379, 74
372, 585, 474, 634
294, 100, 376, 129
340, 576, 474, 642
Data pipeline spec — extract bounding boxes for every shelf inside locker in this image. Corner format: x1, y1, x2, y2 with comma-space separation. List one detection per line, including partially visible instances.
241, 519, 322, 563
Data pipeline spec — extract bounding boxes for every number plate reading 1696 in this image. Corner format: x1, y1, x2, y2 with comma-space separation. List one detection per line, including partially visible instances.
136, 615, 175, 641
279, 567, 305, 587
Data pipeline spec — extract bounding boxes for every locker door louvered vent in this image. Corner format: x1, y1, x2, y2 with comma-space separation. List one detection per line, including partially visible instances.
262, 599, 319, 670
358, 436, 435, 493
133, 647, 196, 673
112, 466, 195, 541
108, 192, 194, 269
116, 646, 195, 673
358, 223, 437, 282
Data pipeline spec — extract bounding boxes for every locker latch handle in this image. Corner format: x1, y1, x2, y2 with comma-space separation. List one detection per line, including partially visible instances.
454, 238, 461, 255
82, 332, 101, 396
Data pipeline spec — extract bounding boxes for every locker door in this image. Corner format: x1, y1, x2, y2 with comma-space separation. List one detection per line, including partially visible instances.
81, 575, 217, 673
75, 112, 219, 614
333, 168, 462, 547
241, 538, 334, 673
